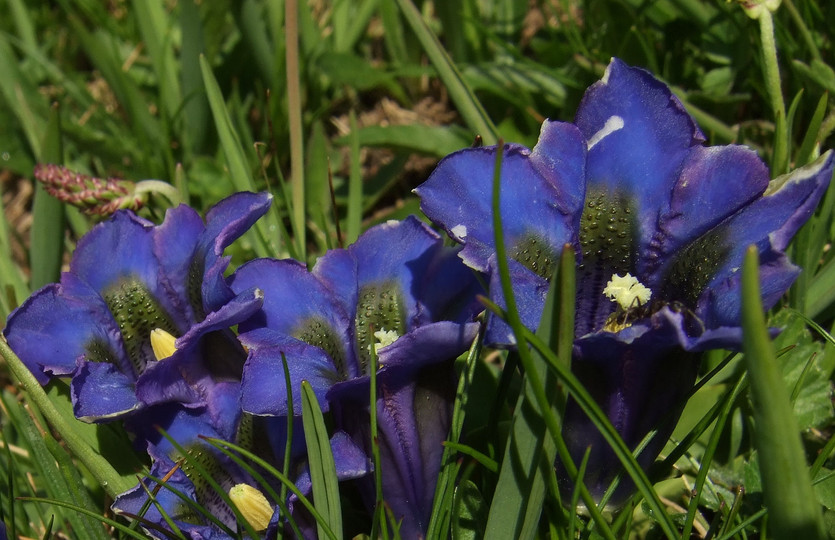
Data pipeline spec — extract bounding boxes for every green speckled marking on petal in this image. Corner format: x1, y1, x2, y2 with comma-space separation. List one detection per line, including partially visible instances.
294, 316, 348, 380
575, 189, 639, 334
355, 281, 406, 375
102, 278, 179, 377
511, 234, 558, 280
175, 443, 237, 528
660, 228, 728, 307
187, 256, 206, 321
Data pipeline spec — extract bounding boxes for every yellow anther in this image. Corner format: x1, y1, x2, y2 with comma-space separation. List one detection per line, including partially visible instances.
229, 483, 273, 531
371, 328, 400, 354
150, 328, 177, 361
603, 273, 652, 311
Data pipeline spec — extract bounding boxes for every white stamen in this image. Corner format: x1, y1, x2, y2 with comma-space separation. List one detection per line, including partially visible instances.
451, 224, 468, 239
587, 115, 625, 150
371, 328, 400, 354
603, 273, 652, 310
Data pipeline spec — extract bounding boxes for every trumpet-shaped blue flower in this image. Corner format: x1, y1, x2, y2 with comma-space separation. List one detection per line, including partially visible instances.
4, 192, 272, 422
416, 58, 834, 500
230, 216, 482, 536
114, 403, 369, 539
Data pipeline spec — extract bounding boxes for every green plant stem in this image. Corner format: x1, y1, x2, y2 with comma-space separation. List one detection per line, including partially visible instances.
286, 0, 306, 260
0, 338, 134, 498
134, 179, 182, 207
758, 9, 789, 174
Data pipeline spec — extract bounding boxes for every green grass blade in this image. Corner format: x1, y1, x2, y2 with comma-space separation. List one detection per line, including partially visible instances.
796, 92, 828, 167
29, 104, 65, 291
393, 0, 498, 144
346, 110, 363, 244
301, 381, 343, 540
200, 55, 279, 259
425, 330, 483, 538
285, 0, 306, 260
19, 497, 154, 540
741, 246, 824, 539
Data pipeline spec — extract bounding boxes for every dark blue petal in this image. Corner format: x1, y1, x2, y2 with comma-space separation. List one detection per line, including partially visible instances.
333, 362, 455, 538
646, 145, 770, 280
199, 192, 273, 312
565, 316, 702, 502
4, 279, 127, 384
153, 203, 206, 321
377, 321, 480, 375
484, 256, 550, 346
416, 123, 580, 272
231, 258, 351, 339
239, 329, 339, 416
576, 59, 704, 251
72, 360, 141, 421
697, 151, 834, 324
70, 212, 187, 329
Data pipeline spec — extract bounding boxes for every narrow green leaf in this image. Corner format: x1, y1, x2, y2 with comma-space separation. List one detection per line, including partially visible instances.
301, 381, 343, 540
285, 0, 307, 260
29, 104, 65, 290
200, 55, 280, 259
426, 329, 483, 538
796, 92, 828, 167
393, 0, 498, 144
346, 110, 363, 244
741, 246, 824, 539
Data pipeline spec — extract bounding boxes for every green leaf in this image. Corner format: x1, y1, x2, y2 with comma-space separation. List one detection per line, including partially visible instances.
335, 124, 473, 158
200, 55, 280, 259
741, 246, 825, 539
393, 0, 498, 144
452, 480, 487, 539
301, 381, 343, 540
29, 105, 65, 291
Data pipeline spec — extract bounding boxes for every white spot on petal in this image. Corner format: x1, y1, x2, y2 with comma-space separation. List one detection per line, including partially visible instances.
451, 224, 468, 239
587, 115, 625, 150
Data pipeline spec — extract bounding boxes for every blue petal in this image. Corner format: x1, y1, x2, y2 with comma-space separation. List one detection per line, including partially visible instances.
198, 192, 273, 312
72, 360, 141, 421
315, 216, 482, 328
576, 59, 704, 250
333, 362, 455, 538
698, 151, 834, 325
239, 329, 339, 416
4, 277, 128, 384
153, 203, 206, 320
377, 321, 480, 374
69, 212, 187, 327
416, 122, 581, 272
565, 315, 702, 501
483, 256, 550, 346
231, 258, 351, 340
645, 144, 770, 280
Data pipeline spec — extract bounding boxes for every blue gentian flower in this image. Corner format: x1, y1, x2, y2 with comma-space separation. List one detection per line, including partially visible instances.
114, 404, 369, 539
416, 58, 834, 500
230, 216, 483, 536
4, 192, 272, 422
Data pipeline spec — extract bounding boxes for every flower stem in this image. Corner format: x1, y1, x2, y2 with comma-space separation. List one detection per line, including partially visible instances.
134, 179, 182, 207
758, 8, 789, 174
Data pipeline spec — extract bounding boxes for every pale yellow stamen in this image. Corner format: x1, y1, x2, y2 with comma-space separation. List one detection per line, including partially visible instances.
150, 328, 177, 361
371, 328, 400, 354
603, 273, 652, 310
229, 483, 273, 532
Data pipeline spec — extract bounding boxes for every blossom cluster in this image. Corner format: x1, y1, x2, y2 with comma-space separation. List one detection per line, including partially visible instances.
4, 59, 832, 538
